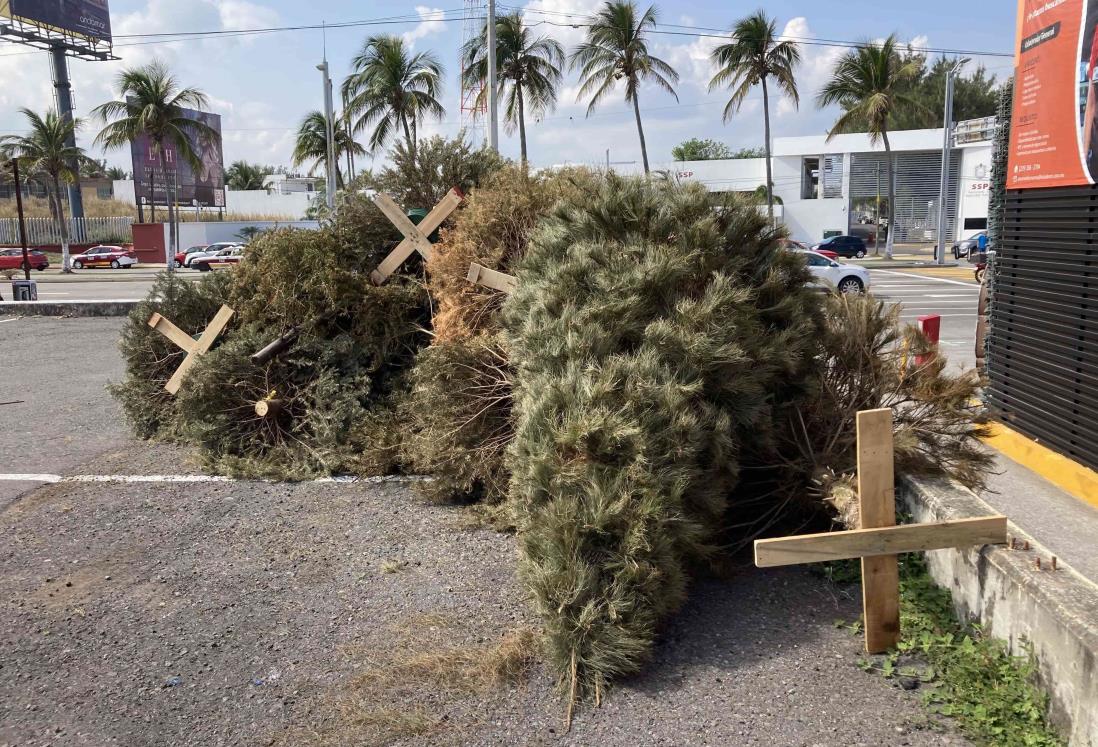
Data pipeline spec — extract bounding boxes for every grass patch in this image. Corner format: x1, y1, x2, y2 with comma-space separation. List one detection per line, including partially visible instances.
831, 554, 1062, 746
284, 617, 539, 746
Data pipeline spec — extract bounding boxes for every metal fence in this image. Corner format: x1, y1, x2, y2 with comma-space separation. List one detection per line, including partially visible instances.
987, 185, 1098, 472
0, 216, 133, 246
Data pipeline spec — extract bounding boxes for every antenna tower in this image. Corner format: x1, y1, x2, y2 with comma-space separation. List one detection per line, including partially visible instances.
460, 0, 486, 144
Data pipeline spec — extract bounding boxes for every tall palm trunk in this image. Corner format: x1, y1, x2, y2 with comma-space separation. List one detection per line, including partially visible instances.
158, 144, 176, 273
516, 81, 528, 167
761, 75, 775, 227
632, 90, 649, 175
882, 130, 895, 260
51, 175, 71, 273
400, 112, 415, 158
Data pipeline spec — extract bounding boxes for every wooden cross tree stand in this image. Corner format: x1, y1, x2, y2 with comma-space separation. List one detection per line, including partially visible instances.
370, 188, 462, 285
754, 408, 1007, 653
147, 305, 235, 394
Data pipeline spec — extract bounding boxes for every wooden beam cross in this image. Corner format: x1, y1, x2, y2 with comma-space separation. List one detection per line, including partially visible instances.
754, 408, 1007, 653
147, 305, 235, 394
370, 188, 463, 285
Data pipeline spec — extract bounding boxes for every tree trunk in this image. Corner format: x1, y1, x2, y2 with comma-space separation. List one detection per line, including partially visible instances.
149, 164, 156, 223
52, 175, 71, 273
158, 145, 176, 273
761, 76, 775, 228
883, 130, 895, 260
400, 113, 414, 158
632, 90, 649, 175
517, 81, 528, 168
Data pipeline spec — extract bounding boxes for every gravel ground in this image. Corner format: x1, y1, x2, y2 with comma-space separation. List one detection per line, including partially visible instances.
0, 317, 972, 746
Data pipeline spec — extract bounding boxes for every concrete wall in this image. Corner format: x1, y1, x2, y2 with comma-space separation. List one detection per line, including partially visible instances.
901, 476, 1098, 746
176, 220, 320, 248
111, 180, 313, 219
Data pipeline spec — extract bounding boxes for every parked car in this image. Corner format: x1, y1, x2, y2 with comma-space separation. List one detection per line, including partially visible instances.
173, 244, 208, 268
0, 248, 49, 271
797, 250, 870, 294
812, 235, 868, 259
183, 241, 240, 267
192, 246, 243, 271
951, 231, 987, 260
780, 238, 838, 260
71, 245, 137, 270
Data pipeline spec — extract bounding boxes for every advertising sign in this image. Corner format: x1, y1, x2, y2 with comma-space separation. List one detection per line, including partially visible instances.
7, 0, 112, 41
130, 107, 225, 209
1009, 0, 1098, 188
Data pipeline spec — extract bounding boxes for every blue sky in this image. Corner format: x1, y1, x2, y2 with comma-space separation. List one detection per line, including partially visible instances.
0, 0, 1017, 173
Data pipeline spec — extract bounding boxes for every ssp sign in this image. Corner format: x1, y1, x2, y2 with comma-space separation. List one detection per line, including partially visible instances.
1009, 0, 1098, 188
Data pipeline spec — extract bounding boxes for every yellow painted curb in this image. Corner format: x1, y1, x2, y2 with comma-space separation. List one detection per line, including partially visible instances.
983, 422, 1098, 510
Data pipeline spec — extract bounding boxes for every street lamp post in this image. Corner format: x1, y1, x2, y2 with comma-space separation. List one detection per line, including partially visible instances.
487, 0, 498, 152
935, 58, 969, 266
317, 61, 337, 212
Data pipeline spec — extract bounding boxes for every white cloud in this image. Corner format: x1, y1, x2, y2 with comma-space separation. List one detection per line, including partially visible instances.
776, 16, 844, 117
402, 6, 446, 47
521, 0, 589, 49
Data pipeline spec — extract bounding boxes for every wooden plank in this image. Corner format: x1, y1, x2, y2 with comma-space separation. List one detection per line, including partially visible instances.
857, 408, 900, 653
165, 305, 234, 394
466, 263, 517, 293
147, 312, 196, 353
370, 189, 462, 284
753, 516, 1007, 567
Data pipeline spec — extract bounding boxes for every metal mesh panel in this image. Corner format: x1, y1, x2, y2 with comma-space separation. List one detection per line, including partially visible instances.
822, 155, 844, 198
849, 151, 961, 243
988, 186, 1098, 472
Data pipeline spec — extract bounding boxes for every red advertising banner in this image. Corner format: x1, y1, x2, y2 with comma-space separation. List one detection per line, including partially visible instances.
1009, 0, 1098, 188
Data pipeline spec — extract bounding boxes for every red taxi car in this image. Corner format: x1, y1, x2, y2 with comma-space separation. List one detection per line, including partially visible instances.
72, 245, 138, 270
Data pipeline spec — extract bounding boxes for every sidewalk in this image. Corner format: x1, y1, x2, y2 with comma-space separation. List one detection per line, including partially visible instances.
977, 451, 1098, 583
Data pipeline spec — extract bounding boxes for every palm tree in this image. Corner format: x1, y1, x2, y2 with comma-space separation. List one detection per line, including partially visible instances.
93, 61, 220, 271
225, 161, 271, 191
817, 35, 920, 259
709, 11, 799, 225
342, 35, 445, 157
291, 111, 367, 189
0, 108, 89, 273
462, 12, 564, 166
572, 1, 678, 174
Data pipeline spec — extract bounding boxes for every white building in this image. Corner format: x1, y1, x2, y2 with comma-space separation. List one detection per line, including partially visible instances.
635, 119, 993, 246
263, 174, 322, 195
111, 179, 313, 220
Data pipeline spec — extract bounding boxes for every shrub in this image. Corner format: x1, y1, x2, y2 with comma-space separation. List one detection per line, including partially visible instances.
502, 175, 823, 705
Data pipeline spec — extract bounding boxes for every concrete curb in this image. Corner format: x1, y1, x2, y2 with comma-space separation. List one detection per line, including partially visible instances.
0, 300, 138, 317
900, 475, 1098, 747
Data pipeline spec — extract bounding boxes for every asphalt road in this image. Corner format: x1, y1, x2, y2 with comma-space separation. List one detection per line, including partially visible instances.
867, 268, 980, 372
3, 267, 201, 302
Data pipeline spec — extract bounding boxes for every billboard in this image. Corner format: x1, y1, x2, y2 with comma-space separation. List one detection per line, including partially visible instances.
6, 0, 112, 41
130, 107, 225, 209
1008, 0, 1098, 188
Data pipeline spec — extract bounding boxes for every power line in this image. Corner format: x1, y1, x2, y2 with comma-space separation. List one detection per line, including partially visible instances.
504, 5, 1013, 59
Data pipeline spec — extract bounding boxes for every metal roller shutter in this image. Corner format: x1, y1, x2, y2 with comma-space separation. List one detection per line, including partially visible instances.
987, 185, 1098, 471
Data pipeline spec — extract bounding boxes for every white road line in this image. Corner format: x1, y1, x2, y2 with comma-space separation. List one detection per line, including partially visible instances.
0, 473, 428, 484
872, 269, 979, 288
0, 317, 18, 323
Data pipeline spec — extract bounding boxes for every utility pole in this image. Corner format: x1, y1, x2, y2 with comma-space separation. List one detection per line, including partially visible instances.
875, 161, 882, 256
10, 159, 31, 280
49, 45, 85, 220
487, 0, 499, 152
935, 58, 969, 266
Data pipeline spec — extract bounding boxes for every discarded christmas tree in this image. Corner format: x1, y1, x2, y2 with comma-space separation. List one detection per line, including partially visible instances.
502, 175, 823, 707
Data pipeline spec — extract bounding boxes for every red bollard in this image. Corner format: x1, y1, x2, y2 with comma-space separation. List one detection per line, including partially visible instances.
916, 314, 940, 366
